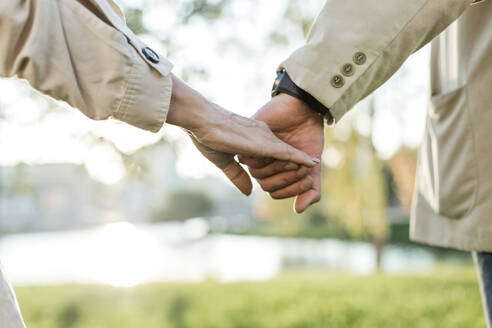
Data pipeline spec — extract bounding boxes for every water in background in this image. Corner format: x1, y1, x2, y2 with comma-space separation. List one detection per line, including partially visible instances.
0, 220, 455, 287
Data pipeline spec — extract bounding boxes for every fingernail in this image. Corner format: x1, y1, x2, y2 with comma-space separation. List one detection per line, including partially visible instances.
312, 157, 321, 164
296, 166, 309, 177
284, 163, 298, 170
300, 177, 313, 191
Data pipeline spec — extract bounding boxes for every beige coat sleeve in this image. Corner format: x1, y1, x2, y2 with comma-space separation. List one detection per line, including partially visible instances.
280, 0, 476, 122
0, 0, 174, 132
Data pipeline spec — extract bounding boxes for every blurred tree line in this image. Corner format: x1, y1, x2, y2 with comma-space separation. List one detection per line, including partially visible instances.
151, 189, 214, 222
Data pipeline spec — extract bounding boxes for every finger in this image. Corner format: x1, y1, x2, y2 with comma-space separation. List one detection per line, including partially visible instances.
221, 160, 253, 196
269, 176, 313, 199
249, 161, 300, 179
294, 189, 321, 213
257, 166, 309, 192
237, 156, 273, 169
294, 166, 322, 213
266, 141, 320, 168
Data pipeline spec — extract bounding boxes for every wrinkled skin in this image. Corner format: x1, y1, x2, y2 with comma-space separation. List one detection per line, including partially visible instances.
167, 75, 318, 196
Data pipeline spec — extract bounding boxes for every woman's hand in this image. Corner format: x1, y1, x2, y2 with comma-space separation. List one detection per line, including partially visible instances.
166, 74, 318, 195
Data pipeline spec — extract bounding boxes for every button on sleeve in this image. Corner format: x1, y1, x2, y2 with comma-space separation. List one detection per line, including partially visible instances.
142, 47, 160, 64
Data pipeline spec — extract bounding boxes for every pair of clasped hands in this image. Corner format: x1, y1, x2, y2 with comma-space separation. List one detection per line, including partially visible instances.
167, 74, 324, 213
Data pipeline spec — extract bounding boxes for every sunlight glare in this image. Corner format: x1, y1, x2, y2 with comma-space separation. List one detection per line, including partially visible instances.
89, 222, 158, 287
84, 143, 126, 185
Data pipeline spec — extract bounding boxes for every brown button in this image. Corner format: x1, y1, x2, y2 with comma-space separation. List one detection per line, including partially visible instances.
341, 63, 354, 77
331, 75, 345, 88
353, 52, 366, 65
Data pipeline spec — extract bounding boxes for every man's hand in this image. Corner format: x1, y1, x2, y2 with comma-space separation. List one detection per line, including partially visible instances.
166, 75, 318, 196
239, 94, 324, 213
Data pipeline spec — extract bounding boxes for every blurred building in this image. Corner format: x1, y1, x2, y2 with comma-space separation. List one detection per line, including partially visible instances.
0, 140, 252, 233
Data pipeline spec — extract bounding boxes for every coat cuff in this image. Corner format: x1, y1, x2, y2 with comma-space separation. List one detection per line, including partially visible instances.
280, 0, 472, 124
112, 48, 173, 133
279, 59, 350, 124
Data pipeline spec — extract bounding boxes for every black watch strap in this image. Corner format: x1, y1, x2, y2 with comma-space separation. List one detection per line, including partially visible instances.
272, 68, 334, 124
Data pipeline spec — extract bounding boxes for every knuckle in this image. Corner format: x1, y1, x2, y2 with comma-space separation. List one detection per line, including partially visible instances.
230, 170, 243, 181
297, 166, 309, 177
257, 166, 271, 176
259, 181, 274, 192
274, 161, 286, 171
249, 169, 261, 179
222, 163, 234, 174
281, 176, 293, 186
223, 164, 242, 180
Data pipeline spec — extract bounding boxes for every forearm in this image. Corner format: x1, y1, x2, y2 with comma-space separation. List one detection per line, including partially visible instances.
166, 74, 218, 133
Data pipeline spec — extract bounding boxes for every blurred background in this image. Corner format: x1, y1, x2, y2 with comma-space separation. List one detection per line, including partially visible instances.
0, 0, 485, 327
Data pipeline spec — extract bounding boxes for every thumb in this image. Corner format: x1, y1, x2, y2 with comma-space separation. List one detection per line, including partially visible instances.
220, 159, 253, 196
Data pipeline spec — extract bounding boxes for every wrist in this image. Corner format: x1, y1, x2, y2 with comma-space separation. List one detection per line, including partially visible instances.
272, 69, 333, 124
275, 93, 324, 125
166, 74, 217, 132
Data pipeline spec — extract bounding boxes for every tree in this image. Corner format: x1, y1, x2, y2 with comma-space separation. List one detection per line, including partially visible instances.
388, 147, 417, 213
152, 189, 215, 222
321, 130, 389, 268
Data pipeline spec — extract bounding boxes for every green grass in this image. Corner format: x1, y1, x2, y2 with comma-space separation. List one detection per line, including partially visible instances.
15, 267, 485, 328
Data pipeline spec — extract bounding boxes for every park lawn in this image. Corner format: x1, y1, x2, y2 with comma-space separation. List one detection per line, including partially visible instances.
15, 267, 485, 328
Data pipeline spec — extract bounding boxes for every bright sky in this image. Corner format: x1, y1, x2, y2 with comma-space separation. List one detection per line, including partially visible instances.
0, 0, 429, 184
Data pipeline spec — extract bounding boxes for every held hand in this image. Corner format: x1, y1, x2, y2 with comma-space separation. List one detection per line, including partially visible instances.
166, 75, 318, 195
239, 94, 324, 213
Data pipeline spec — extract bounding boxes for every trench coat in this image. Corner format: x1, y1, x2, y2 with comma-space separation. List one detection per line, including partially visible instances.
280, 0, 491, 251
0, 0, 490, 327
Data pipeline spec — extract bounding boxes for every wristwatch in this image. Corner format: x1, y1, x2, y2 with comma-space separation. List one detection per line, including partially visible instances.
271, 68, 334, 124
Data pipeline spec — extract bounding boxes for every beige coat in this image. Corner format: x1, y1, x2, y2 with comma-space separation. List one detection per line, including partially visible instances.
282, 0, 491, 251
0, 0, 173, 133
411, 1, 492, 251
0, 0, 490, 326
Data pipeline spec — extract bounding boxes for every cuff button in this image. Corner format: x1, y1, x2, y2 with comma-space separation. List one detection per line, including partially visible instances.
341, 63, 355, 77
331, 75, 345, 88
142, 47, 160, 64
353, 51, 366, 65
